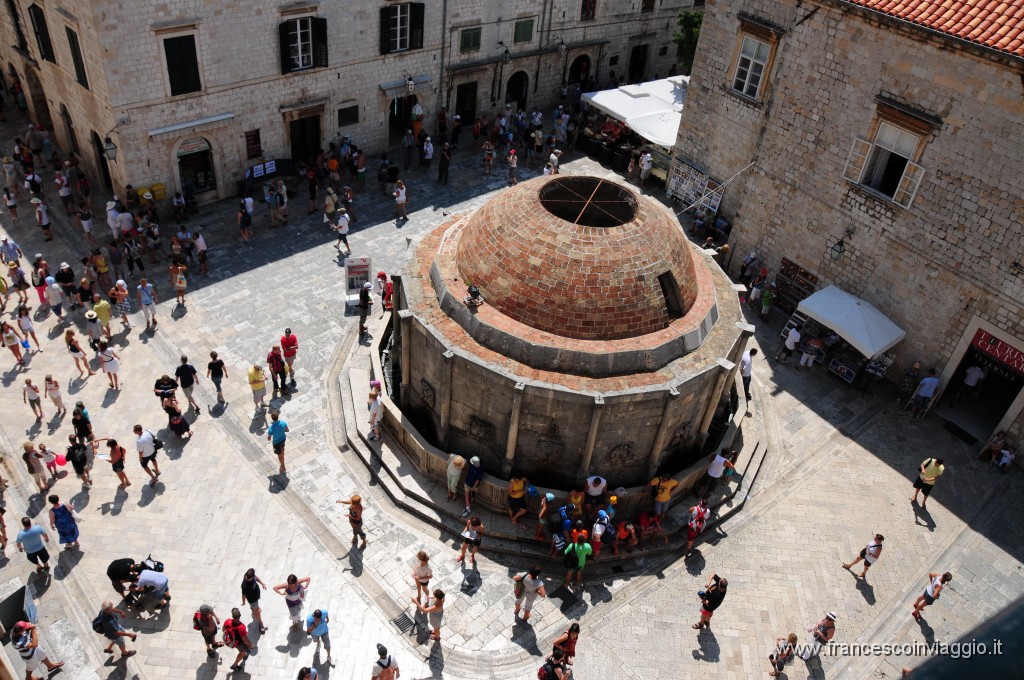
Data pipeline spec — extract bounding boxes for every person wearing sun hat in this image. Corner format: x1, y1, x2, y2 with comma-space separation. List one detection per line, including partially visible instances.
462, 456, 484, 517
32, 195, 53, 241
800, 611, 837, 659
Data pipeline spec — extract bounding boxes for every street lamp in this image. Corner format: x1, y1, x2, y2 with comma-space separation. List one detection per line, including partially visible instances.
553, 35, 568, 55
404, 73, 415, 94
497, 41, 510, 65
102, 136, 117, 161
830, 227, 855, 260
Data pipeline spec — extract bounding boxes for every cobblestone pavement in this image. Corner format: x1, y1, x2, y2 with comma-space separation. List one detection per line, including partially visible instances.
0, 107, 1020, 680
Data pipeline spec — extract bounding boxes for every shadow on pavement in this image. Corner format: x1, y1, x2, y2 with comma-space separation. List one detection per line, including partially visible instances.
691, 626, 720, 662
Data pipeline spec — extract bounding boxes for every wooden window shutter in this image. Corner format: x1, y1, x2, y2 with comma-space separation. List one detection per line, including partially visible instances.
379, 7, 391, 55
312, 17, 328, 68
410, 3, 425, 50
279, 21, 294, 74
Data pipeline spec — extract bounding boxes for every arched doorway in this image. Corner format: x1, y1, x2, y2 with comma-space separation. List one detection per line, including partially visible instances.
568, 55, 591, 86
175, 136, 217, 196
90, 131, 112, 189
504, 71, 528, 113
60, 104, 79, 155
20, 66, 51, 127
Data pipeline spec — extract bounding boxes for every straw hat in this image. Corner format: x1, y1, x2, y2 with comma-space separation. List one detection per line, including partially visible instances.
143, 192, 153, 200
1, 156, 11, 164
30, 197, 41, 204
85, 310, 97, 320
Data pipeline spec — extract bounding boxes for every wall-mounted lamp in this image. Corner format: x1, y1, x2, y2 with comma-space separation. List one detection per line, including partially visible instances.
829, 226, 856, 260
403, 73, 415, 94
553, 35, 568, 55
102, 126, 119, 161
497, 41, 511, 65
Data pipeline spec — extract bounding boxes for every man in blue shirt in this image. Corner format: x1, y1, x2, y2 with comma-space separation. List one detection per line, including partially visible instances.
136, 277, 159, 330
267, 411, 290, 475
305, 609, 331, 660
132, 569, 171, 607
911, 369, 941, 419
462, 456, 484, 518
15, 517, 50, 572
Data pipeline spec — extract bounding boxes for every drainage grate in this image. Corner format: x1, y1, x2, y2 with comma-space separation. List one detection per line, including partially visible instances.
392, 612, 418, 635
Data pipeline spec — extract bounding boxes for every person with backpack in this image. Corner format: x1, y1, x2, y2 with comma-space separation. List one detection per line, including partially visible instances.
94, 601, 137, 658
222, 607, 252, 671
537, 647, 570, 679
193, 604, 223, 657
66, 434, 92, 488
512, 565, 547, 622
685, 498, 710, 555
590, 509, 612, 558
24, 169, 42, 198
371, 643, 400, 679
563, 534, 593, 589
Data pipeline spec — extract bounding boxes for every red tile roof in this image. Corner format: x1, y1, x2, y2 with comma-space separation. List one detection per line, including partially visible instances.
843, 0, 1024, 58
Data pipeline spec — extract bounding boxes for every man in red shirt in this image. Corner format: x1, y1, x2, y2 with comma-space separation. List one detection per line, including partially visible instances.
266, 346, 288, 395
280, 328, 298, 388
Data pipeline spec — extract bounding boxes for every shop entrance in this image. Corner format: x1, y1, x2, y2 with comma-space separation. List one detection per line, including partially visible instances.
90, 131, 112, 189
455, 82, 477, 125
504, 71, 528, 112
628, 44, 648, 83
288, 115, 321, 166
177, 136, 216, 196
388, 94, 418, 147
933, 331, 1024, 442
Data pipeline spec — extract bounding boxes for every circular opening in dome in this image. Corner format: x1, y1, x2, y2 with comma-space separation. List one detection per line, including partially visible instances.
538, 177, 638, 227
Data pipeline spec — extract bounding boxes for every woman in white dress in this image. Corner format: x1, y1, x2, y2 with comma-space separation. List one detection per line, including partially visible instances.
97, 340, 121, 390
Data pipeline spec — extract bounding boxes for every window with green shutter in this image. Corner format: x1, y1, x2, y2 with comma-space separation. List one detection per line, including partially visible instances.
513, 20, 533, 44
460, 27, 481, 53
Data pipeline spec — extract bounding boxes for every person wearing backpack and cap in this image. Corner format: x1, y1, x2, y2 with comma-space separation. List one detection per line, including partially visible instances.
462, 455, 484, 517
371, 642, 400, 679
193, 604, 223, 657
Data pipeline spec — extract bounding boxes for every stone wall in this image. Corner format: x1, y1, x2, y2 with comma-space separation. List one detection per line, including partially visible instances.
673, 0, 1024, 439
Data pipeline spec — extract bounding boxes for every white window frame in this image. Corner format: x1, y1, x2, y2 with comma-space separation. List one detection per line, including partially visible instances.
843, 121, 925, 209
390, 4, 411, 53
289, 17, 313, 70
732, 35, 771, 99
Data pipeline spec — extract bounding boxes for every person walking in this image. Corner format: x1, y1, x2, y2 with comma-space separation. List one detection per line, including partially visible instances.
100, 438, 131, 487
91, 294, 113, 339
248, 363, 268, 412
110, 279, 132, 328
162, 393, 192, 438
22, 378, 44, 422
412, 589, 445, 641
94, 603, 137, 658
911, 457, 945, 508
281, 328, 299, 388
175, 356, 202, 412
12, 621, 64, 677
512, 565, 547, 622
66, 434, 92, 488
133, 425, 162, 486
97, 341, 121, 390
305, 608, 332, 660
274, 574, 311, 630
268, 411, 289, 474
266, 345, 288, 395
563, 534, 593, 589
538, 649, 570, 680
909, 369, 941, 418
843, 534, 884, 578
237, 200, 253, 243
16, 304, 40, 350
168, 262, 187, 305
223, 608, 252, 671
456, 516, 485, 564
15, 517, 50, 572
371, 643, 400, 679
2, 320, 26, 366
71, 405, 93, 443
740, 347, 757, 404
194, 604, 223, 657
47, 495, 79, 549
44, 277, 66, 324
685, 498, 710, 555
136, 277, 158, 331
411, 551, 432, 604
693, 573, 727, 629
912, 572, 952, 620
336, 494, 367, 549
22, 443, 48, 493
553, 623, 580, 667
241, 568, 269, 633
331, 207, 351, 254
506, 148, 518, 186
206, 350, 227, 403
64, 329, 93, 378
438, 143, 451, 185
393, 180, 408, 221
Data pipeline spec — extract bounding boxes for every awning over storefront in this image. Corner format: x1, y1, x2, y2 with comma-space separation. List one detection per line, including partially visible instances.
582, 76, 688, 148
797, 285, 906, 358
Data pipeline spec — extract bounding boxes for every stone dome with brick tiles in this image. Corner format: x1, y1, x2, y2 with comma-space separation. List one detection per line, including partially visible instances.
456, 176, 699, 341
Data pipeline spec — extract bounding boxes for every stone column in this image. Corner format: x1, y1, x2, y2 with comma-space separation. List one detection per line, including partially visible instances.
438, 349, 455, 447
645, 386, 680, 479
398, 310, 413, 410
577, 396, 605, 481
502, 382, 526, 478
698, 358, 736, 436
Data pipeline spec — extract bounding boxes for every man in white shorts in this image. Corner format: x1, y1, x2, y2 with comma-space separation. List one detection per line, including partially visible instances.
136, 277, 159, 330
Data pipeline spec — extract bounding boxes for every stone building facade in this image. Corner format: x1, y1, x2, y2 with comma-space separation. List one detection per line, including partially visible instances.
0, 0, 694, 201
670, 0, 1024, 443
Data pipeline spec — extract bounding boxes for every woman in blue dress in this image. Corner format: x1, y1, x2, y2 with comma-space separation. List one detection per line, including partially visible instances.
48, 495, 80, 548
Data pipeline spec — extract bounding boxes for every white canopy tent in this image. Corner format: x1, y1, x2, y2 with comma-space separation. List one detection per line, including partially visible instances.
796, 285, 906, 358
582, 76, 688, 148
